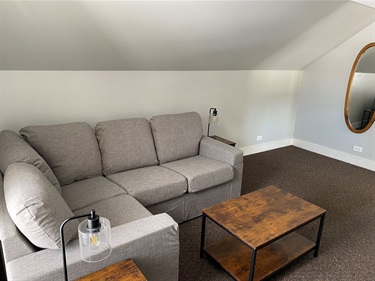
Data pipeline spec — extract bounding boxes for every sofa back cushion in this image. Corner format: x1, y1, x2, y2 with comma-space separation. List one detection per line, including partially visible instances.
4, 163, 78, 250
95, 118, 158, 175
0, 130, 61, 193
20, 122, 102, 185
150, 112, 203, 164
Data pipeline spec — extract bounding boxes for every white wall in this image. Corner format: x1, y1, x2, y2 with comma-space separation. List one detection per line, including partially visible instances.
0, 70, 301, 149
294, 23, 375, 169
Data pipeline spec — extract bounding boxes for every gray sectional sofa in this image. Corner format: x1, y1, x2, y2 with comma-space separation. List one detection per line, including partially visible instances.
0, 111, 243, 281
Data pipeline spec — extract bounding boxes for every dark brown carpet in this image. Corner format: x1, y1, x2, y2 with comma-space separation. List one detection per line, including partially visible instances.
179, 146, 375, 281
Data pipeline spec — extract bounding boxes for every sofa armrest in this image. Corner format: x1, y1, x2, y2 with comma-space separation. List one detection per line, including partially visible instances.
0, 173, 14, 241
5, 213, 179, 281
199, 136, 243, 165
199, 137, 244, 198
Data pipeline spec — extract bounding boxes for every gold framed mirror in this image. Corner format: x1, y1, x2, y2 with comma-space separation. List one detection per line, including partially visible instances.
344, 42, 375, 133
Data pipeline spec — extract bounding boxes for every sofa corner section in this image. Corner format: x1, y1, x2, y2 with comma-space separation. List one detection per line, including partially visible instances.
5, 213, 179, 281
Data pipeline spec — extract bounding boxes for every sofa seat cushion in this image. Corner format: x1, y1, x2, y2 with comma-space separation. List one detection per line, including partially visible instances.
62, 176, 127, 212
162, 155, 234, 193
0, 130, 61, 193
4, 163, 78, 250
73, 194, 152, 229
106, 166, 187, 207
20, 122, 102, 186
150, 112, 203, 164
95, 118, 158, 176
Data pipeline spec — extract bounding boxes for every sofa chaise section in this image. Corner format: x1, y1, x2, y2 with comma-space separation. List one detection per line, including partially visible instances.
0, 170, 179, 281
0, 124, 180, 281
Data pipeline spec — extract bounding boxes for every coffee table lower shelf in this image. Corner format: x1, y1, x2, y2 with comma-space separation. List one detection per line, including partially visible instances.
203, 232, 315, 281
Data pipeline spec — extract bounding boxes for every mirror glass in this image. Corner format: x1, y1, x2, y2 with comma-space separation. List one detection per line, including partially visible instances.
345, 43, 375, 133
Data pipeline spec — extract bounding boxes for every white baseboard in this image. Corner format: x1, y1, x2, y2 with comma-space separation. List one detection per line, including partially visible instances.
293, 138, 375, 171
239, 138, 375, 172
239, 138, 293, 156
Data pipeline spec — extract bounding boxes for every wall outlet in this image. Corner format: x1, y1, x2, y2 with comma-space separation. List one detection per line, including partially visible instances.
353, 146, 363, 153
256, 136, 262, 141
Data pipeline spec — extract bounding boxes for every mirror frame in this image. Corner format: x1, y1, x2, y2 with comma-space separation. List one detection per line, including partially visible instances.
344, 42, 375, 133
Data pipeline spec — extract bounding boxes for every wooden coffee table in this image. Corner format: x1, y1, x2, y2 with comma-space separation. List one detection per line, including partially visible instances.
200, 185, 326, 281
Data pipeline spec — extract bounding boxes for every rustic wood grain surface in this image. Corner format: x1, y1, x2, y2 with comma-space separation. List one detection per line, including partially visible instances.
203, 185, 326, 249
76, 259, 147, 281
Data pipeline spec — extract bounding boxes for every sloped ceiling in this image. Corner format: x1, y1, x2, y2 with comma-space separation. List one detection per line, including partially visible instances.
352, 0, 375, 8
0, 0, 374, 71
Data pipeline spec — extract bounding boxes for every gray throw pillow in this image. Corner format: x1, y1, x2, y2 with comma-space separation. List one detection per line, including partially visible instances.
20, 122, 102, 185
4, 163, 78, 250
0, 130, 61, 193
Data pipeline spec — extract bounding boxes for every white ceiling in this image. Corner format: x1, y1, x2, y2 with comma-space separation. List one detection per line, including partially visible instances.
352, 0, 375, 8
0, 0, 374, 71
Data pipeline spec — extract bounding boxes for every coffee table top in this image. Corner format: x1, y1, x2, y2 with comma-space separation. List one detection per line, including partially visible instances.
202, 185, 326, 249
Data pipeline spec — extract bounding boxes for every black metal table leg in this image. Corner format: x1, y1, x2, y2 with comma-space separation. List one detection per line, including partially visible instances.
249, 249, 257, 281
314, 213, 326, 257
200, 214, 207, 258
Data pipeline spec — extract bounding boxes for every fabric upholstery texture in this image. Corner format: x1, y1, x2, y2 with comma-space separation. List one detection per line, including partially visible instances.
162, 155, 234, 193
147, 196, 185, 224
0, 112, 243, 281
106, 166, 187, 206
73, 194, 152, 229
6, 214, 179, 281
0, 172, 39, 264
150, 112, 203, 163
3, 163, 78, 250
184, 182, 231, 221
20, 122, 102, 185
1, 233, 38, 267
61, 176, 127, 212
95, 118, 158, 175
199, 136, 243, 165
0, 130, 61, 193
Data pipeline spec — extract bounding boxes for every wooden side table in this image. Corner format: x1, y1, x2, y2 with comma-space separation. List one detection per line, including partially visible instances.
76, 259, 147, 281
210, 135, 236, 147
